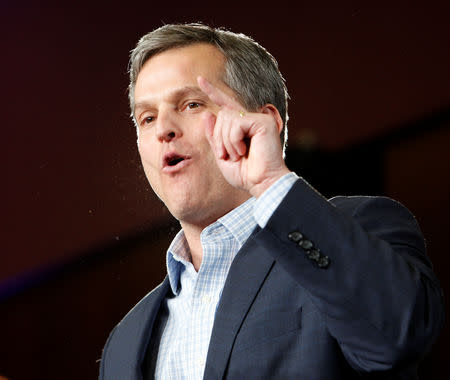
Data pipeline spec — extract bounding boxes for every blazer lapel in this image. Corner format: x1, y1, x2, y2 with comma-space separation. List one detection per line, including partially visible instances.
103, 277, 171, 380
203, 228, 275, 380
134, 277, 171, 378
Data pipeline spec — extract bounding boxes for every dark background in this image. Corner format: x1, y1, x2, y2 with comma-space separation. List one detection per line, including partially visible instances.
1, 0, 449, 379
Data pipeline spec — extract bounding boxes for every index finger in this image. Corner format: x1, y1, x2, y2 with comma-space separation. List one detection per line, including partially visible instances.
197, 76, 242, 110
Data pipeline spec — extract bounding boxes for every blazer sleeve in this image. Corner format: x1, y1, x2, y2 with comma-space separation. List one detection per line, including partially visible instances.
254, 177, 444, 373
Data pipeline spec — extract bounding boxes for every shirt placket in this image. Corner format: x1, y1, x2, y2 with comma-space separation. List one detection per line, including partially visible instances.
192, 255, 217, 377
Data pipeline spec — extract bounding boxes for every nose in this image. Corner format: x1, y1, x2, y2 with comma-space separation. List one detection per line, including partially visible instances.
155, 108, 182, 142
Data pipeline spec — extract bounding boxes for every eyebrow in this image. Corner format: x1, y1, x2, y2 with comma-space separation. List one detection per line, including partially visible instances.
133, 85, 207, 114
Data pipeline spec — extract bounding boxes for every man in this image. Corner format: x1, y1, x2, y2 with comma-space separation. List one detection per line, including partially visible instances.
100, 23, 444, 379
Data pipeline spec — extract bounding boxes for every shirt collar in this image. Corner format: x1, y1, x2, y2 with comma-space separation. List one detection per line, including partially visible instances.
165, 196, 257, 295
216, 196, 256, 247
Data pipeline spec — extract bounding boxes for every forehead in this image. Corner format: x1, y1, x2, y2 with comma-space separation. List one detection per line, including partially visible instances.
134, 43, 226, 100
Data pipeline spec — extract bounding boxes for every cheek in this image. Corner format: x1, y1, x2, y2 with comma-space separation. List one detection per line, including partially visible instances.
139, 154, 163, 199
137, 135, 158, 167
137, 138, 162, 187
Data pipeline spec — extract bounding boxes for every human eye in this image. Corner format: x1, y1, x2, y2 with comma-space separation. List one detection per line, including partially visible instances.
181, 100, 204, 112
140, 115, 155, 127
186, 102, 201, 110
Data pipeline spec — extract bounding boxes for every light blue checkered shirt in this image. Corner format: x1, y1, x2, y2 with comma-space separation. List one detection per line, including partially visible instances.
153, 172, 298, 380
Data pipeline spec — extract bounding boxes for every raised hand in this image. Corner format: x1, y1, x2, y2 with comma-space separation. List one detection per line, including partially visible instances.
197, 76, 291, 198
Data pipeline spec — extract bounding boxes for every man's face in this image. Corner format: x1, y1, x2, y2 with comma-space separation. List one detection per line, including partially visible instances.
133, 43, 250, 228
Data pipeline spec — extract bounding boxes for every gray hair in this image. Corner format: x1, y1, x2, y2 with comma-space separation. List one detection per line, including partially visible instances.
128, 23, 289, 152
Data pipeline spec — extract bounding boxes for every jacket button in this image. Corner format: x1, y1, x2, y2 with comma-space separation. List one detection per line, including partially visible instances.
308, 249, 321, 261
288, 231, 303, 243
317, 256, 330, 268
298, 239, 313, 250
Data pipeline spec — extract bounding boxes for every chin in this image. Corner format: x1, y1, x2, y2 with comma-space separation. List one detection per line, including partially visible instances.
168, 201, 220, 228
166, 199, 200, 220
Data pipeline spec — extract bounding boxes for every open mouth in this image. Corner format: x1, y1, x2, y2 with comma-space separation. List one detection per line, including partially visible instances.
163, 153, 190, 169
167, 156, 184, 166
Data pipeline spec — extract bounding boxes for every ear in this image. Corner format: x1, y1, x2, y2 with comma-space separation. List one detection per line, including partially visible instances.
260, 104, 284, 135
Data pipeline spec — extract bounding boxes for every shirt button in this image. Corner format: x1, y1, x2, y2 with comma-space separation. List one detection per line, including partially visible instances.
202, 295, 211, 304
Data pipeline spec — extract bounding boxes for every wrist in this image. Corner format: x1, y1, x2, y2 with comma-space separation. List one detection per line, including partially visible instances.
250, 168, 292, 198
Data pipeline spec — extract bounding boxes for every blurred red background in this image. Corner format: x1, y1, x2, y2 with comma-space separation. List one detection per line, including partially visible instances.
1, 1, 449, 379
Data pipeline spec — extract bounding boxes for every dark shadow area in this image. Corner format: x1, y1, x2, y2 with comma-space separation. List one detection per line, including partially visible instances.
0, 220, 178, 380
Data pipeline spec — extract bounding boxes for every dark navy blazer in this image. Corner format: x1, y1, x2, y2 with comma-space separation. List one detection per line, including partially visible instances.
99, 179, 444, 379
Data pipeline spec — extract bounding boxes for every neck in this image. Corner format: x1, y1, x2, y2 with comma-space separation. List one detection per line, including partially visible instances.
180, 223, 204, 271
179, 193, 251, 271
